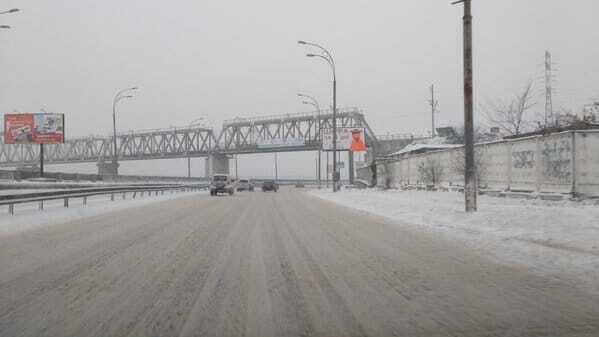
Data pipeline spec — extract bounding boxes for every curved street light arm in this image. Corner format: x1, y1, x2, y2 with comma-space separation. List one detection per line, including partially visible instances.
297, 93, 319, 108
114, 87, 138, 103
116, 95, 133, 103
307, 54, 336, 80
112, 95, 133, 113
0, 9, 18, 15
300, 41, 335, 69
301, 101, 318, 109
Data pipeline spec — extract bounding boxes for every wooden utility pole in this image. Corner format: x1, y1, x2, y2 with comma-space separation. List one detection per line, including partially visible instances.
453, 0, 477, 212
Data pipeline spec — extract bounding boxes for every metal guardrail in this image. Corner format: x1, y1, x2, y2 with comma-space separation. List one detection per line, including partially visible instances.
0, 184, 208, 215
0, 169, 210, 184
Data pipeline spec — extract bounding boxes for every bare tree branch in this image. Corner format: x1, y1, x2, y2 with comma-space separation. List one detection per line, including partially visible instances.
482, 81, 536, 136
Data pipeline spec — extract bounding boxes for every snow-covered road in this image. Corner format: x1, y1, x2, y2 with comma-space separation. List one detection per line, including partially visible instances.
2, 188, 599, 336
309, 188, 599, 295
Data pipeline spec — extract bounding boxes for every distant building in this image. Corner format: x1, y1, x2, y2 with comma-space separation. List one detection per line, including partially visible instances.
385, 143, 462, 159
582, 103, 599, 123
435, 127, 457, 139
478, 127, 504, 143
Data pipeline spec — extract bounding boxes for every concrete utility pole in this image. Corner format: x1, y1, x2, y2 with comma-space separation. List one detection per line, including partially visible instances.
429, 85, 439, 137
298, 40, 338, 192
452, 0, 477, 212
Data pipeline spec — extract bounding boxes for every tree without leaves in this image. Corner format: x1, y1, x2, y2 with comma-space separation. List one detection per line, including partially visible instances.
417, 157, 444, 186
482, 81, 536, 136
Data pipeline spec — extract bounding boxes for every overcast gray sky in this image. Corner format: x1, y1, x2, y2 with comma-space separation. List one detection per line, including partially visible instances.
1, 0, 597, 177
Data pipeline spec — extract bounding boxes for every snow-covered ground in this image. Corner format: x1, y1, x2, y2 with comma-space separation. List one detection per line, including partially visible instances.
309, 188, 599, 295
0, 190, 207, 236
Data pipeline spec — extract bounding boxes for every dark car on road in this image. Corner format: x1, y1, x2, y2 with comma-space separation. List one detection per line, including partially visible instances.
237, 179, 255, 192
262, 180, 278, 192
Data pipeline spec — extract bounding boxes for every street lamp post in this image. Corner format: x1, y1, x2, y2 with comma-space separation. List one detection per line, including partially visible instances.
187, 117, 205, 178
452, 0, 477, 212
274, 152, 278, 182
112, 87, 138, 175
298, 40, 338, 192
297, 93, 322, 188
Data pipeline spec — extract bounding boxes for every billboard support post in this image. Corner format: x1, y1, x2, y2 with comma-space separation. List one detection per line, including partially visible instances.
39, 144, 44, 178
348, 150, 354, 184
326, 151, 329, 188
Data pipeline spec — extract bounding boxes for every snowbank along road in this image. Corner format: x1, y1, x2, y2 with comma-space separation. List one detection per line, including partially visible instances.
1, 188, 598, 337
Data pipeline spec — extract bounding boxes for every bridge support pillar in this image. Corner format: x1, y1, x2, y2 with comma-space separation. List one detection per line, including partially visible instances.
205, 153, 229, 177
97, 160, 119, 178
348, 151, 355, 185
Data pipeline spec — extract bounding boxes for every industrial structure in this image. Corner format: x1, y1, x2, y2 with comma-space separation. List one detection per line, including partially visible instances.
0, 108, 417, 182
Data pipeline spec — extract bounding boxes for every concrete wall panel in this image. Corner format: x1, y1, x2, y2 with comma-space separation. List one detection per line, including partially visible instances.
378, 130, 599, 196
575, 132, 599, 196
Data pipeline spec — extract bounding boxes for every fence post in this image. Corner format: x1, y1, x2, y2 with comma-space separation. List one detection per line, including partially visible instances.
83, 196, 87, 205
133, 192, 137, 199
64, 198, 69, 208
111, 193, 115, 201
9, 204, 14, 215
39, 201, 44, 211
122, 193, 126, 200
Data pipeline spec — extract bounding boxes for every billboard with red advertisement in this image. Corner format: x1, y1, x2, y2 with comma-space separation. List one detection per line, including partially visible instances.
321, 127, 367, 152
4, 113, 65, 144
